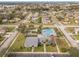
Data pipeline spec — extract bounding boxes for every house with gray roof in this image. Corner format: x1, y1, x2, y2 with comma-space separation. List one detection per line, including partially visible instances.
24, 37, 38, 48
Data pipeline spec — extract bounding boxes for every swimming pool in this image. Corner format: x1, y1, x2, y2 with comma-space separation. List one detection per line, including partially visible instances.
42, 28, 56, 37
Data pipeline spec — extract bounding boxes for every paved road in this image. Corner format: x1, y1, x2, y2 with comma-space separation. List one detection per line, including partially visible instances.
55, 22, 79, 49
0, 25, 17, 27
7, 52, 69, 57
0, 12, 33, 56
0, 31, 18, 52
22, 12, 32, 24
51, 14, 79, 49
44, 44, 46, 52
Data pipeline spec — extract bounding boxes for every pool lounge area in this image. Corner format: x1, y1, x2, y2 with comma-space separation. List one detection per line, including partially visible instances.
42, 28, 56, 37
24, 28, 56, 48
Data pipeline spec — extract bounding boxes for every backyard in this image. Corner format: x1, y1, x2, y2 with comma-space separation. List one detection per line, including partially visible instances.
54, 28, 70, 52
46, 45, 57, 52
34, 45, 44, 52
5, 27, 71, 55
9, 33, 31, 52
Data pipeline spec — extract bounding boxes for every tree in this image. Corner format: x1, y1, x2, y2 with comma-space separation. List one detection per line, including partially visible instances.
0, 19, 2, 24
18, 23, 29, 37
0, 16, 3, 24
8, 13, 15, 20
56, 16, 64, 21
54, 5, 61, 11
38, 17, 42, 23
29, 24, 34, 30
0, 35, 3, 41
57, 31, 63, 37
61, 48, 69, 52
38, 25, 42, 34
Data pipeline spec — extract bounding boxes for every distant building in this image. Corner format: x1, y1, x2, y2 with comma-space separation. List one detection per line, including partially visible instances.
74, 28, 79, 34
42, 16, 51, 24
2, 19, 8, 23
0, 28, 6, 36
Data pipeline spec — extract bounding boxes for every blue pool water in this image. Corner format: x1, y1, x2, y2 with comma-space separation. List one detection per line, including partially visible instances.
42, 28, 56, 37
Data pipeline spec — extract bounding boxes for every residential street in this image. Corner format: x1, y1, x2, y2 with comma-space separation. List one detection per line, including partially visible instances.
0, 12, 33, 56
0, 31, 18, 52
51, 14, 79, 49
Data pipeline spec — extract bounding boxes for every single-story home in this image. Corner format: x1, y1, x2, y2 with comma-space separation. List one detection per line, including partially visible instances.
0, 28, 6, 36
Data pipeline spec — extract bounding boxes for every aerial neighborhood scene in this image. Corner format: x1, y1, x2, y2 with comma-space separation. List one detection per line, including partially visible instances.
0, 2, 79, 57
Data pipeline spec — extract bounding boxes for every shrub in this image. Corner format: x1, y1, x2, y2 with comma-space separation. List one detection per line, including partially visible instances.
20, 46, 23, 49
61, 48, 68, 52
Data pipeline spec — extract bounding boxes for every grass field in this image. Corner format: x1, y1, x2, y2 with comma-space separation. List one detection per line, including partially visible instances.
9, 33, 31, 52
66, 27, 74, 33
73, 35, 79, 40
46, 45, 57, 52
34, 45, 44, 52
0, 37, 3, 44
55, 28, 70, 52
6, 27, 15, 32
56, 38, 70, 52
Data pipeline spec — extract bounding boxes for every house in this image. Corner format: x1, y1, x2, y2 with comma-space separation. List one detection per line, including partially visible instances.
24, 37, 38, 47
24, 28, 57, 48
74, 28, 79, 34
14, 18, 21, 22
0, 28, 6, 36
2, 19, 8, 23
24, 36, 46, 48
9, 20, 16, 23
38, 34, 46, 44
42, 16, 51, 24
41, 28, 56, 45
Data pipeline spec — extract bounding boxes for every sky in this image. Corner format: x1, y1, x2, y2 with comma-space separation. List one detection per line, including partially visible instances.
0, 0, 79, 2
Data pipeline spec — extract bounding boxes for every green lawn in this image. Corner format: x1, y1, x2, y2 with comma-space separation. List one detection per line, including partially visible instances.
69, 19, 75, 25
9, 33, 31, 52
66, 27, 74, 33
68, 19, 79, 25
0, 37, 3, 44
6, 27, 15, 32
34, 45, 44, 52
46, 45, 57, 52
74, 35, 79, 40
54, 27, 70, 52
56, 38, 70, 52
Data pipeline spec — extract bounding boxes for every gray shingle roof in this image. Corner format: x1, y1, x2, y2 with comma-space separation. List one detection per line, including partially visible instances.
24, 37, 38, 48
